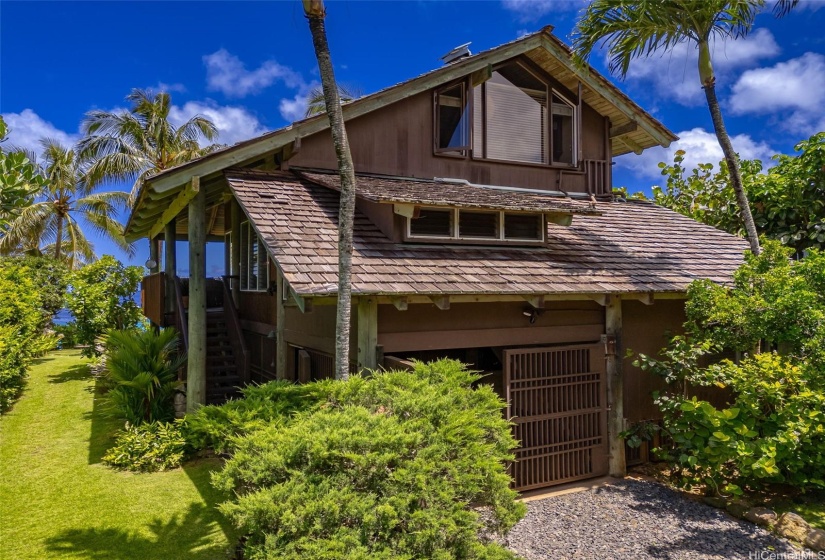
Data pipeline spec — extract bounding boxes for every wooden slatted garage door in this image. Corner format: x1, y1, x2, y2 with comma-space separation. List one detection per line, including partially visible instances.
504, 343, 608, 491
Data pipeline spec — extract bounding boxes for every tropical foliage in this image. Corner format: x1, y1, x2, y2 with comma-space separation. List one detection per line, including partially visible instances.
634, 241, 825, 494
0, 259, 59, 412
101, 327, 185, 425
304, 83, 360, 117
79, 89, 220, 198
573, 0, 772, 255
0, 116, 47, 231
0, 255, 70, 321
652, 132, 825, 255
0, 140, 132, 269
66, 256, 143, 356
190, 360, 525, 559
103, 420, 189, 472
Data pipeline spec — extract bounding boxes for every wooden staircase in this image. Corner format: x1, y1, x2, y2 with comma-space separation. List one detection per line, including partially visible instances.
205, 309, 242, 404
170, 276, 249, 406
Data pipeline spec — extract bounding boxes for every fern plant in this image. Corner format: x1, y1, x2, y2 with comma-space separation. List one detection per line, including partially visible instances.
102, 328, 185, 425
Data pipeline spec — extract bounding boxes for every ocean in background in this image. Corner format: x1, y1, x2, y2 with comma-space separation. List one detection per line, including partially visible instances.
53, 291, 142, 325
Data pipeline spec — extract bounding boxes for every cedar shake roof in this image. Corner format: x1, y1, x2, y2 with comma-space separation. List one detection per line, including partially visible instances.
298, 171, 601, 215
227, 170, 748, 298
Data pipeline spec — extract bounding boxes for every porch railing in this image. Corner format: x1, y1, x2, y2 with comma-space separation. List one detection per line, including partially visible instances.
173, 276, 189, 351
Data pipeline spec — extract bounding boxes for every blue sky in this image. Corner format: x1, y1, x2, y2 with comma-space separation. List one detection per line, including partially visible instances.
2, 0, 824, 273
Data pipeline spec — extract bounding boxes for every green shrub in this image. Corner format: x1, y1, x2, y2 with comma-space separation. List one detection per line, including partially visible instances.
103, 421, 188, 473
102, 328, 185, 425
54, 323, 78, 348
0, 256, 69, 325
184, 380, 333, 454
0, 260, 56, 413
66, 256, 143, 357
210, 359, 525, 560
635, 242, 825, 494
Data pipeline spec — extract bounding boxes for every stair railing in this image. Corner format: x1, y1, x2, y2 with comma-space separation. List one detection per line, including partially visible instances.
174, 276, 189, 350
221, 276, 249, 384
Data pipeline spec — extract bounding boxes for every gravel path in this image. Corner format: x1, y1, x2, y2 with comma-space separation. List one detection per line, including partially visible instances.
504, 479, 801, 559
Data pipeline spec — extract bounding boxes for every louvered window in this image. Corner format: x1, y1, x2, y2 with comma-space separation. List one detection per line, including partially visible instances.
240, 221, 269, 292
408, 208, 544, 243
409, 208, 453, 237
504, 213, 543, 240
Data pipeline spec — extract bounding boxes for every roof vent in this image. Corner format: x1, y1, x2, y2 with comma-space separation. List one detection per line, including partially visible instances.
440, 42, 472, 65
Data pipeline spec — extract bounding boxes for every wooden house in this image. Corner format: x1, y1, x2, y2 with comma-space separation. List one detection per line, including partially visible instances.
128, 27, 747, 491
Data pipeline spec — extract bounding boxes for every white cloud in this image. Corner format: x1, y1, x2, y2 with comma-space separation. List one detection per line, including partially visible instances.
501, 0, 585, 21
204, 49, 305, 98
615, 127, 775, 180
155, 82, 187, 93
168, 101, 269, 146
1, 109, 79, 155
623, 28, 780, 106
729, 52, 825, 136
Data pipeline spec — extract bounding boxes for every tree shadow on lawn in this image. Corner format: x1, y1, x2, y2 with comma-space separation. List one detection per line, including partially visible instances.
43, 501, 235, 560
48, 363, 93, 384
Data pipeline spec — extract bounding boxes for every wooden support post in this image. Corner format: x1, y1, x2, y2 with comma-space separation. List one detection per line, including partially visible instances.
149, 236, 159, 274
391, 296, 408, 311
275, 270, 287, 380
186, 183, 207, 411
605, 294, 626, 478
357, 297, 378, 371
230, 200, 241, 307
164, 218, 176, 315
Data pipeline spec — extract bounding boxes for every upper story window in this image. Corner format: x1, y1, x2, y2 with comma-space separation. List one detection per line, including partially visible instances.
434, 83, 470, 155
434, 60, 578, 167
407, 207, 544, 243
240, 221, 269, 292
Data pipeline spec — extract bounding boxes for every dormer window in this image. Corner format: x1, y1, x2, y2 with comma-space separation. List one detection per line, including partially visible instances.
433, 60, 578, 167
407, 207, 545, 244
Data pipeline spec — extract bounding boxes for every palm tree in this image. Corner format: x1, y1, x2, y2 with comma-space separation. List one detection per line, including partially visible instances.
0, 140, 131, 269
303, 0, 358, 379
304, 84, 360, 117
573, 0, 765, 255
79, 89, 221, 198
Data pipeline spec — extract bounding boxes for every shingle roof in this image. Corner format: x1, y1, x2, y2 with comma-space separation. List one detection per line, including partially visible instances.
227, 170, 747, 297
298, 171, 601, 215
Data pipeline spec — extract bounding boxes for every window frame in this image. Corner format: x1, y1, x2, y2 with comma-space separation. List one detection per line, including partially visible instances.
433, 79, 472, 156
406, 207, 546, 244
239, 221, 270, 293
432, 58, 580, 168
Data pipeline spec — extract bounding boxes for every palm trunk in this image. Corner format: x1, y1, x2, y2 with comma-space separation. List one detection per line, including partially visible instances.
305, 2, 357, 380
702, 85, 760, 255
54, 213, 64, 260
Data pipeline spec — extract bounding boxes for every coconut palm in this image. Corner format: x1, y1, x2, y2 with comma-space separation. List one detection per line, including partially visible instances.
79, 89, 221, 198
573, 0, 766, 255
303, 0, 358, 379
304, 84, 360, 117
0, 140, 131, 269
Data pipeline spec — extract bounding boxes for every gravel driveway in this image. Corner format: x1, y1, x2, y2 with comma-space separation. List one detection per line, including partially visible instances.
504, 478, 801, 559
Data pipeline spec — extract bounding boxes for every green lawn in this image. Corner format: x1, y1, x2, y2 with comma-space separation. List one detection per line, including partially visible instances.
0, 350, 238, 559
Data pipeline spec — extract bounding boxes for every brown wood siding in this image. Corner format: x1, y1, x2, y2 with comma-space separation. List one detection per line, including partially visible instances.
378, 301, 604, 353
621, 300, 685, 422
290, 90, 609, 193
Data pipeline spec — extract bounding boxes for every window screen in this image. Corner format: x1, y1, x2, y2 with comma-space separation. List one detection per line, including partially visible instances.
459, 210, 498, 238
473, 63, 547, 164
410, 208, 453, 237
435, 83, 469, 153
504, 213, 543, 240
